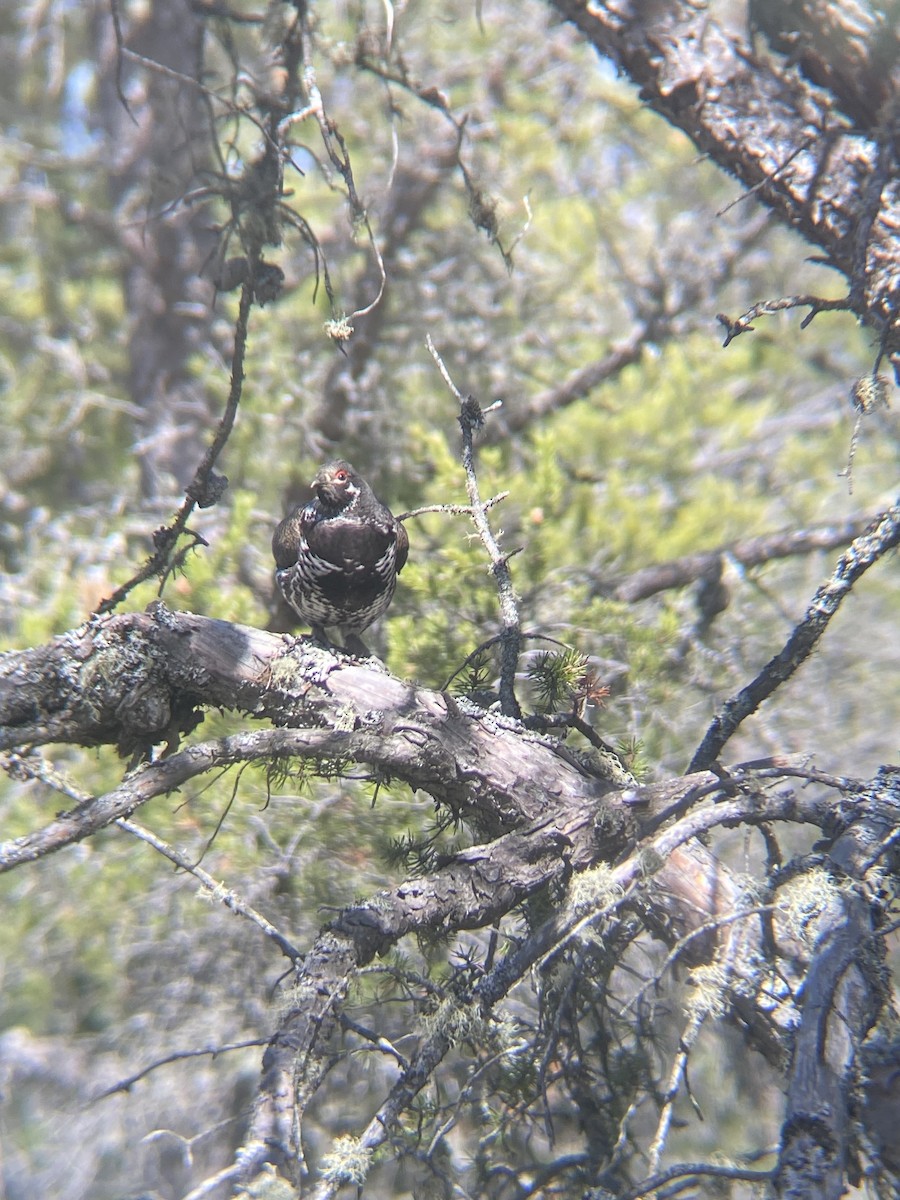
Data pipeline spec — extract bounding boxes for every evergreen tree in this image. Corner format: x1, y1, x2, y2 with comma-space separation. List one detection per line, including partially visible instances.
1, 2, 897, 1197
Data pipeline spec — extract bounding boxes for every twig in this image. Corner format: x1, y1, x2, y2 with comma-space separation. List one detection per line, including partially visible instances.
180, 1163, 245, 1200
302, 777, 826, 1193
474, 779, 826, 1011
94, 279, 253, 615
618, 903, 777, 1019
339, 1013, 410, 1068
522, 710, 621, 759
0, 725, 342, 874
838, 374, 891, 494
297, 56, 387, 325
715, 138, 816, 217
442, 628, 568, 693
647, 1008, 706, 1173
426, 335, 522, 718
649, 895, 745, 1171
689, 501, 900, 771
731, 757, 861, 792
839, 411, 866, 494
121, 45, 210, 92
92, 1037, 266, 1101
309, 1025, 455, 1200
109, 0, 138, 124
0, 750, 92, 804
595, 512, 877, 603
716, 294, 852, 347
394, 493, 509, 522
117, 818, 302, 960
620, 1161, 773, 1200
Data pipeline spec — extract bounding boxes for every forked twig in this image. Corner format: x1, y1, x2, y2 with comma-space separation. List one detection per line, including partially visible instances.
716, 294, 852, 346
426, 336, 522, 718
394, 493, 509, 522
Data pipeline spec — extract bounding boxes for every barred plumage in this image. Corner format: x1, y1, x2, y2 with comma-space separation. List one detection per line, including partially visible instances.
272, 460, 409, 654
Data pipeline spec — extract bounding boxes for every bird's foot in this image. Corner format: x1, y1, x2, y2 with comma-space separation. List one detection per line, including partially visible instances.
341, 633, 373, 658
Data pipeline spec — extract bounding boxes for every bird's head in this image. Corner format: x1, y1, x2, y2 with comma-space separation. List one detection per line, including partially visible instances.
312, 460, 363, 512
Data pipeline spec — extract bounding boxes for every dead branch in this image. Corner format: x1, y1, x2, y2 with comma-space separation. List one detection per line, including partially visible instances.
716, 295, 853, 346
95, 281, 253, 615
595, 511, 879, 604
427, 337, 523, 719
690, 499, 900, 770
0, 605, 634, 868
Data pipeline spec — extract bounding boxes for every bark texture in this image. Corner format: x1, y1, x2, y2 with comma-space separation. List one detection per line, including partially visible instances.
2, 607, 897, 1195
550, 0, 900, 374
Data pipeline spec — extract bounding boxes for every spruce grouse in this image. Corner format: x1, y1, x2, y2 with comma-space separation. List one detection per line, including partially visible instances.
272, 460, 409, 654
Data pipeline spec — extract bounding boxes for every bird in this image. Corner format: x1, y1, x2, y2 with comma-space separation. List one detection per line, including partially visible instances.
272, 460, 409, 655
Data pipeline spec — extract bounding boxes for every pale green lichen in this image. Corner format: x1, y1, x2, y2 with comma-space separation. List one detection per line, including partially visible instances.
423, 996, 485, 1047
197, 881, 231, 905
320, 1135, 372, 1185
567, 864, 625, 916
489, 1008, 525, 1056
237, 1162, 298, 1198
272, 974, 314, 1022
324, 315, 354, 343
777, 866, 845, 948
685, 962, 731, 1020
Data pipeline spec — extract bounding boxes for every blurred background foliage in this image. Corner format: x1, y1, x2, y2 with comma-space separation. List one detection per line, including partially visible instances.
0, 0, 897, 1196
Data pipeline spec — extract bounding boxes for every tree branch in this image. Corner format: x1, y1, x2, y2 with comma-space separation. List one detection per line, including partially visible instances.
485, 208, 773, 441
94, 279, 253, 615
716, 294, 853, 346
256, 768, 879, 1195
427, 337, 523, 718
5, 596, 895, 1193
771, 770, 897, 1198
690, 500, 900, 770
0, 605, 634, 869
595, 512, 878, 604
116, 816, 302, 960
549, 0, 900, 374
0, 728, 337, 872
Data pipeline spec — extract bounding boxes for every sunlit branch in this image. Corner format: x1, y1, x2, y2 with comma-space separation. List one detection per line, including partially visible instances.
690, 501, 900, 771
426, 335, 522, 718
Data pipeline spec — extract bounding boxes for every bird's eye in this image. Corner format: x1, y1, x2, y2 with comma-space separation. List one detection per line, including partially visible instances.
335, 470, 348, 481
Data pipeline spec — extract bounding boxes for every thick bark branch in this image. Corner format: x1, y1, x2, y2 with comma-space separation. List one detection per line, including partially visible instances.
242, 768, 896, 1193
0, 604, 632, 857
773, 774, 896, 1198
242, 779, 778, 1184
750, 0, 900, 132
0, 728, 336, 872
549, 0, 900, 373
3, 604, 896, 1195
